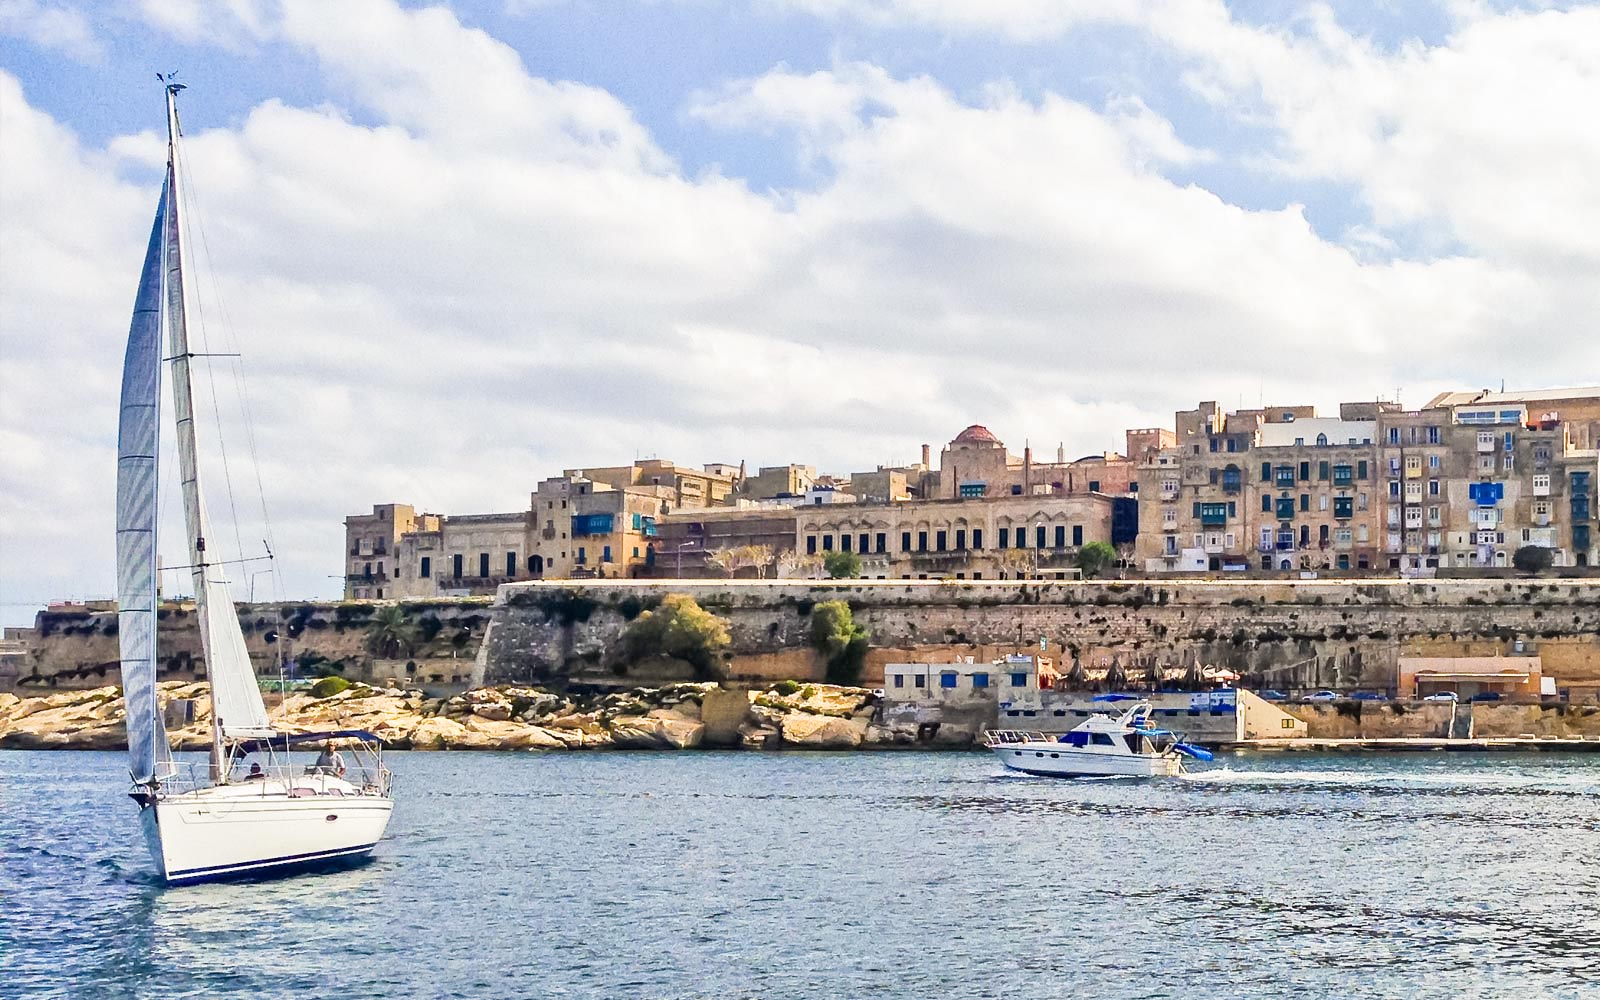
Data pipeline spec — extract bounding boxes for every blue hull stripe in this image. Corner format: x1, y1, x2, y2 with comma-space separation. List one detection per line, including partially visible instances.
167, 843, 378, 883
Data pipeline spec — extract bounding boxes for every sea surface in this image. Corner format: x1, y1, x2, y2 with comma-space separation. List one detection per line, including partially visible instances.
4, 749, 1600, 1000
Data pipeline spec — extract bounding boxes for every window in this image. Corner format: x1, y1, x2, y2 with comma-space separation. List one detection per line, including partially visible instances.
1010, 672, 1027, 687
940, 673, 958, 689
840, 533, 852, 552
955, 529, 966, 550
1300, 494, 1310, 512
1429, 454, 1441, 470
913, 674, 925, 688
1428, 426, 1441, 444
893, 674, 904, 688
1036, 526, 1047, 548
1388, 427, 1400, 444
972, 673, 989, 688
998, 527, 1010, 548
1275, 498, 1295, 520
901, 531, 912, 551
1261, 462, 1272, 482
1357, 461, 1368, 479
452, 553, 463, 578
971, 529, 982, 550
576, 547, 586, 565
1091, 733, 1116, 746
479, 553, 490, 578
1055, 525, 1066, 547
1275, 465, 1295, 487
822, 535, 834, 551
918, 531, 928, 551
1261, 495, 1272, 513
806, 535, 817, 554
1300, 462, 1310, 481
1333, 496, 1353, 519
1088, 480, 1101, 491
420, 556, 431, 578
1016, 530, 1027, 550
602, 545, 612, 562
1389, 480, 1401, 498
1073, 525, 1084, 546
876, 533, 887, 553
860, 532, 870, 553
935, 530, 946, 551
1318, 461, 1330, 480
1429, 479, 1440, 496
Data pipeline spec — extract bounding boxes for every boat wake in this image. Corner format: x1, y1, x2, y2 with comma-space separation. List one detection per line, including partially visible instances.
1182, 766, 1600, 794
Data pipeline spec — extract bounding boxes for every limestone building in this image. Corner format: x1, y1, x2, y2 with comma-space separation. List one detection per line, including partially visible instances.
796, 493, 1123, 580
344, 504, 440, 599
1376, 391, 1600, 570
1136, 402, 1383, 572
931, 425, 1142, 500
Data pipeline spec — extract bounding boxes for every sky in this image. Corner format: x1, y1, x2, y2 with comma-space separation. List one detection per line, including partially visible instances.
3, 0, 1600, 624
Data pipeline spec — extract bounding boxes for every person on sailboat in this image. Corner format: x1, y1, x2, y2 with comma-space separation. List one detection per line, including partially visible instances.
245, 762, 265, 781
314, 741, 346, 777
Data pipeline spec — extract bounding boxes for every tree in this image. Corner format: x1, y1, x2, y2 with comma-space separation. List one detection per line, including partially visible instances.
365, 604, 414, 659
1077, 541, 1117, 579
621, 593, 731, 679
743, 544, 776, 579
703, 548, 739, 578
778, 551, 826, 579
810, 599, 869, 685
823, 550, 862, 579
1513, 544, 1553, 575
997, 548, 1035, 580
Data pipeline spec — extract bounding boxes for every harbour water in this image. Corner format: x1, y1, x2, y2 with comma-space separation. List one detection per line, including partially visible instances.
4, 749, 1600, 999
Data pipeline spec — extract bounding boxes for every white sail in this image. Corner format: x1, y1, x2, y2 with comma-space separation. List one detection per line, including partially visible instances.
117, 181, 172, 784
161, 87, 272, 740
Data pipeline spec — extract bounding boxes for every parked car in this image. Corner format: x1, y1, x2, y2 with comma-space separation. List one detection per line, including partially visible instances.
1351, 691, 1386, 701
1261, 689, 1289, 701
1422, 691, 1459, 703
1303, 690, 1339, 703
1470, 691, 1503, 702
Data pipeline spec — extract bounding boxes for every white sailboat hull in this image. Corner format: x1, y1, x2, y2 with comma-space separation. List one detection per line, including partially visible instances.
140, 786, 393, 884
993, 743, 1183, 778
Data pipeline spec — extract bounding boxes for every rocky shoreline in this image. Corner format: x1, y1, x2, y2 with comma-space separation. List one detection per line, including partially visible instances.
0, 680, 981, 752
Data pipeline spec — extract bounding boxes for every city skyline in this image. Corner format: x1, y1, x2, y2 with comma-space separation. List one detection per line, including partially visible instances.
6, 1, 1600, 625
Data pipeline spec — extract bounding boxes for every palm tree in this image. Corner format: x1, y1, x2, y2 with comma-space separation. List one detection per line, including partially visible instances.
366, 604, 413, 659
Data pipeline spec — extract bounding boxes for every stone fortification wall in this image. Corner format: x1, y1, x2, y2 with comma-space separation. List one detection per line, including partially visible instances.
11, 599, 494, 691
483, 579, 1600, 692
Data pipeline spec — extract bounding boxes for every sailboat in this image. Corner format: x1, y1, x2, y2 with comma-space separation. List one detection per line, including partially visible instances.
118, 81, 393, 884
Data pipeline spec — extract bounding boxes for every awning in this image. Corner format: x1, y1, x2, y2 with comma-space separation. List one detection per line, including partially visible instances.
1415, 670, 1530, 680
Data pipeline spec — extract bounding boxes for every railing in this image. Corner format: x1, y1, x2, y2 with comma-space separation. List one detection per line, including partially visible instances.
143, 741, 393, 798
983, 730, 1051, 746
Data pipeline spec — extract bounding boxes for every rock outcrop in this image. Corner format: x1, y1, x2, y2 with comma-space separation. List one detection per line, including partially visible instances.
0, 679, 935, 752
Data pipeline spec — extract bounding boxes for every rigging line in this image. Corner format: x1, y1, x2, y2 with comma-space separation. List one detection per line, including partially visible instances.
177, 138, 281, 603
175, 135, 249, 571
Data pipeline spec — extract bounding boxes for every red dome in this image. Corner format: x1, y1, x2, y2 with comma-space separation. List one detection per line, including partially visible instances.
953, 424, 1001, 445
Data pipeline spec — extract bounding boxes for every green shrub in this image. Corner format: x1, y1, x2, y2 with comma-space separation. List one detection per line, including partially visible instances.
621, 593, 731, 681
810, 600, 869, 686
1077, 541, 1117, 578
773, 679, 801, 696
823, 550, 863, 579
310, 676, 350, 699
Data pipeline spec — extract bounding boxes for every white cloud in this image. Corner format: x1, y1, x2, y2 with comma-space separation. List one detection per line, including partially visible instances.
0, 0, 101, 61
3, 0, 1598, 623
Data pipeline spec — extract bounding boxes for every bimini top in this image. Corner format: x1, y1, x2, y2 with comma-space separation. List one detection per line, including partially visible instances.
234, 730, 382, 754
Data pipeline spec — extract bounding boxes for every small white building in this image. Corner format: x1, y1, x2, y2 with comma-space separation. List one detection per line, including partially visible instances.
884, 654, 1055, 704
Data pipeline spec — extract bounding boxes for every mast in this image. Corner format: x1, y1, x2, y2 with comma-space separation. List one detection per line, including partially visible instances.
161, 82, 276, 786
161, 83, 226, 781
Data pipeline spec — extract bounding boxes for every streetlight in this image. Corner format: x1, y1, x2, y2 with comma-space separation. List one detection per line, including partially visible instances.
673, 540, 699, 578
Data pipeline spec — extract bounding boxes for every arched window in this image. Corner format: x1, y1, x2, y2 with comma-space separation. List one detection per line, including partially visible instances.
1316, 433, 1328, 446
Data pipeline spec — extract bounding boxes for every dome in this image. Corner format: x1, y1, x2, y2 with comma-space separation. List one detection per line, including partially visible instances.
953, 424, 1001, 445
